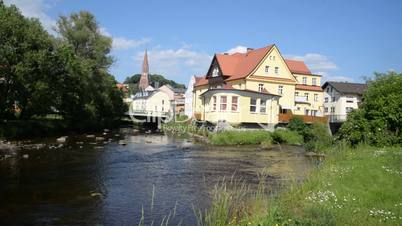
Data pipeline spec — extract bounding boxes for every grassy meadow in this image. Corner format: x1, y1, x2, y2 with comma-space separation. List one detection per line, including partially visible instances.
195, 144, 402, 226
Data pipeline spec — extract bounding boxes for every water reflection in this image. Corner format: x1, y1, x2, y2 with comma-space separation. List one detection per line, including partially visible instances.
0, 129, 312, 225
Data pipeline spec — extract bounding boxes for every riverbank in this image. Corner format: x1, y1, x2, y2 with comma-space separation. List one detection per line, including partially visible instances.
198, 144, 402, 225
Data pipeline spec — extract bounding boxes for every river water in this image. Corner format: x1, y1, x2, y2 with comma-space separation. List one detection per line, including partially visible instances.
0, 128, 313, 226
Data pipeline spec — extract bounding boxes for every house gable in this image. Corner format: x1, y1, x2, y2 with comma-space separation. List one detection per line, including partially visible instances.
248, 46, 296, 83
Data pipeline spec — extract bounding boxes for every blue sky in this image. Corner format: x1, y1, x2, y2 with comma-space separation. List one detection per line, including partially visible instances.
5, 0, 402, 85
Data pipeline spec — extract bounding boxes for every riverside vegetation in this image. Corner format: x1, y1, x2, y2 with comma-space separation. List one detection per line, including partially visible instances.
161, 72, 402, 225
0, 3, 126, 138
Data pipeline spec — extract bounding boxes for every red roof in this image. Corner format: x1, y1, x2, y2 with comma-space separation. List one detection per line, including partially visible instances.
194, 76, 208, 87
295, 84, 323, 91
285, 59, 312, 75
215, 45, 274, 81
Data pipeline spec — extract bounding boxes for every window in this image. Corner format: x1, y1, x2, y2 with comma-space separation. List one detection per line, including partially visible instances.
330, 107, 335, 113
346, 98, 354, 103
274, 67, 279, 74
326, 87, 330, 92
273, 56, 275, 60
231, 96, 238, 111
278, 85, 283, 95
312, 78, 317, 86
239, 84, 242, 89
162, 100, 164, 105
265, 66, 269, 74
314, 94, 319, 102
346, 107, 353, 113
295, 92, 299, 96
332, 96, 336, 102
325, 97, 329, 103
331, 87, 333, 93
212, 96, 217, 111
258, 83, 264, 92
302, 77, 307, 85
220, 96, 227, 111
250, 98, 257, 113
304, 93, 309, 101
260, 99, 266, 113
324, 107, 328, 113
212, 67, 219, 77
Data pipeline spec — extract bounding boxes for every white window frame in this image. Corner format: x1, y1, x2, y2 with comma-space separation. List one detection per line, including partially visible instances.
250, 98, 257, 113
278, 85, 283, 95
314, 94, 318, 102
265, 66, 269, 74
302, 77, 307, 85
220, 96, 227, 111
260, 99, 266, 114
212, 96, 217, 111
304, 93, 309, 101
258, 83, 264, 92
312, 78, 317, 86
231, 96, 238, 112
274, 67, 279, 74
212, 67, 219, 77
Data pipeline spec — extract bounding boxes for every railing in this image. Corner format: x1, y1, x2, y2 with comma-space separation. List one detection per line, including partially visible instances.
327, 114, 348, 123
279, 113, 328, 123
295, 96, 309, 103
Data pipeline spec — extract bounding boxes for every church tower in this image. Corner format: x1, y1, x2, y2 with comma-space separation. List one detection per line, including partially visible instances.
139, 49, 150, 90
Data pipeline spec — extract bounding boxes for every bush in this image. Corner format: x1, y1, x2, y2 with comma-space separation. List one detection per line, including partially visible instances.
287, 117, 311, 141
210, 130, 271, 146
271, 129, 303, 145
304, 122, 333, 152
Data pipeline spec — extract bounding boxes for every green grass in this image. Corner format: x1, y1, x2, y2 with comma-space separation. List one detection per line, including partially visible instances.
198, 145, 402, 225
210, 129, 302, 146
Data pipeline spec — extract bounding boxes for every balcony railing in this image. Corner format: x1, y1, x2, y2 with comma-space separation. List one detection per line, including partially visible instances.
327, 114, 348, 123
279, 113, 328, 124
295, 96, 309, 103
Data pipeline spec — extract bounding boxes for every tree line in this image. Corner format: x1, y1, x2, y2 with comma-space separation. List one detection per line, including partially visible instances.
124, 74, 186, 95
0, 3, 126, 129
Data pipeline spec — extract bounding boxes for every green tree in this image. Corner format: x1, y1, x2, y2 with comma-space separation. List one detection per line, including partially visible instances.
124, 74, 186, 89
55, 11, 126, 127
338, 72, 402, 146
0, 3, 57, 120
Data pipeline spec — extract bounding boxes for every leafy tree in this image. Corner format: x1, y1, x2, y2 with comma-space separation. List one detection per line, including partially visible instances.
338, 72, 402, 146
0, 3, 57, 120
55, 11, 126, 127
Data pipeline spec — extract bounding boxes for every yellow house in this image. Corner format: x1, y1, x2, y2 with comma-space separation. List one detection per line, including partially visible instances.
192, 44, 325, 127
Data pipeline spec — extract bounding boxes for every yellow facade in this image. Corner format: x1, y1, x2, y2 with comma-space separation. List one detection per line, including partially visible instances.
192, 45, 324, 125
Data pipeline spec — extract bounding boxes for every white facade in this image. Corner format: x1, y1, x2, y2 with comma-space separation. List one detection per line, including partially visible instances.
184, 76, 196, 117
323, 84, 363, 122
131, 90, 171, 116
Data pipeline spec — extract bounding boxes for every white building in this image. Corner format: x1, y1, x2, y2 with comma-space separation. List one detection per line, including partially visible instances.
184, 75, 198, 117
322, 81, 367, 122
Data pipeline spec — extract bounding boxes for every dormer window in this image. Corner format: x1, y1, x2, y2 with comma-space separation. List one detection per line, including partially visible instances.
265, 66, 269, 74
212, 67, 219, 77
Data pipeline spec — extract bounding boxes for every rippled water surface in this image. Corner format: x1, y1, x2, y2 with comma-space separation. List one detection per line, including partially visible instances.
0, 129, 313, 225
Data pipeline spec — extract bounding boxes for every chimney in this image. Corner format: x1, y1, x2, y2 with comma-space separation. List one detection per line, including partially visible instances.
247, 48, 254, 52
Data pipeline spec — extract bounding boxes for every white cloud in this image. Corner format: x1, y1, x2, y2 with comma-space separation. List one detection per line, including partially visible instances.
225, 45, 248, 54
133, 46, 212, 80
286, 53, 354, 82
100, 27, 149, 51
5, 0, 57, 32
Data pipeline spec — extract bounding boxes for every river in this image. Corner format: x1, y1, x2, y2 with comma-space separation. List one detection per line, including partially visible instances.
0, 128, 314, 225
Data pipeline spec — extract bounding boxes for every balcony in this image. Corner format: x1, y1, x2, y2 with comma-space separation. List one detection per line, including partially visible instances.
295, 96, 309, 104
328, 114, 348, 123
279, 113, 328, 124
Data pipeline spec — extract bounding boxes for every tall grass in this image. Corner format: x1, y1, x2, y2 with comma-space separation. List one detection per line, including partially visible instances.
195, 144, 402, 225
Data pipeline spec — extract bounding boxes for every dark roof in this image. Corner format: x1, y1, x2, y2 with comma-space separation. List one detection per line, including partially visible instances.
322, 81, 367, 95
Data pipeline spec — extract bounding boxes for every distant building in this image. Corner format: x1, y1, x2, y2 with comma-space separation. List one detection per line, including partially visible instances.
322, 81, 367, 122
159, 84, 186, 116
131, 50, 172, 116
184, 75, 198, 117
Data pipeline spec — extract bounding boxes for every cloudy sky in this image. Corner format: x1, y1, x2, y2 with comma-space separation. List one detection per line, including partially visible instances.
4, 0, 402, 85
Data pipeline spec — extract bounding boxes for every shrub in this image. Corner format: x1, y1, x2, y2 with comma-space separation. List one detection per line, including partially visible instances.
271, 129, 303, 145
305, 122, 333, 152
287, 117, 311, 140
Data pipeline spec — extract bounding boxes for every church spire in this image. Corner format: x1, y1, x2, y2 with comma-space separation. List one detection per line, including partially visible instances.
139, 49, 149, 90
